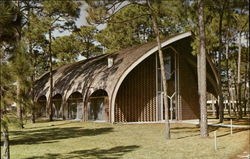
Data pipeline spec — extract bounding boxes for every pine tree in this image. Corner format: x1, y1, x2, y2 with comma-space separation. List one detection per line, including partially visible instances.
0, 1, 24, 158
73, 25, 102, 58
52, 35, 80, 66
38, 0, 81, 121
0, 54, 13, 159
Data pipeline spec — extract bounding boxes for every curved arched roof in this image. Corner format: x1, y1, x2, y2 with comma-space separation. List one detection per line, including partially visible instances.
34, 31, 219, 104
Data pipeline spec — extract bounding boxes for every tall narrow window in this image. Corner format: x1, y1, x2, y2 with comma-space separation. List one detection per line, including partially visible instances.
156, 51, 178, 121
164, 56, 171, 80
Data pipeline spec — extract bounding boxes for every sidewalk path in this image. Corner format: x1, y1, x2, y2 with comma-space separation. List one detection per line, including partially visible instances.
235, 151, 250, 159
181, 120, 250, 128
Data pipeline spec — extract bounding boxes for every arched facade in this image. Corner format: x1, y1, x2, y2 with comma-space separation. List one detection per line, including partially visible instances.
115, 54, 157, 122
34, 32, 220, 123
113, 38, 201, 122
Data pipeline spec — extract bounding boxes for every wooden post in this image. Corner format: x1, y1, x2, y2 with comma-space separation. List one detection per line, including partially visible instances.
214, 131, 217, 151
230, 119, 233, 135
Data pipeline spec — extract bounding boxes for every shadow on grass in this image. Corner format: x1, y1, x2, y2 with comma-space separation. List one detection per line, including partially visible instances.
209, 116, 250, 126
8, 127, 113, 146
175, 125, 249, 139
23, 121, 77, 130
217, 127, 250, 138
172, 126, 199, 134
24, 145, 140, 159
175, 126, 219, 139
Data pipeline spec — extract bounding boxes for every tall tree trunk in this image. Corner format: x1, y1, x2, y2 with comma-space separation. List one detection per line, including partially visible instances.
31, 74, 36, 123
30, 47, 36, 124
237, 32, 242, 119
244, 34, 249, 116
198, 0, 208, 137
15, 4, 24, 128
147, 0, 170, 139
233, 74, 239, 116
225, 38, 232, 116
218, 5, 225, 123
243, 68, 247, 116
225, 1, 233, 118
27, 4, 36, 123
48, 29, 53, 121
28, 29, 36, 124
2, 125, 10, 159
16, 80, 24, 128
231, 86, 237, 116
217, 54, 224, 122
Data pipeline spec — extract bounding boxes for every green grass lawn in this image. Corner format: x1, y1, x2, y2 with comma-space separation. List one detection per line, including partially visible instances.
2, 119, 249, 159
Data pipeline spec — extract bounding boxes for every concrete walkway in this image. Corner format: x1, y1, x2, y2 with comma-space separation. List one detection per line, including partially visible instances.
236, 151, 250, 159
181, 119, 250, 128
117, 119, 250, 128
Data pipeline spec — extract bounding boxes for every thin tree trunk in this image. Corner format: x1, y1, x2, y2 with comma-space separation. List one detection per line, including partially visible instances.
31, 74, 36, 123
16, 10, 24, 128
231, 87, 237, 116
233, 73, 239, 117
225, 4, 232, 117
225, 40, 232, 116
218, 84, 224, 122
242, 34, 248, 116
27, 4, 36, 123
14, 0, 25, 128
243, 69, 247, 116
198, 0, 208, 137
218, 7, 225, 123
147, 0, 170, 139
16, 80, 24, 128
48, 29, 53, 121
28, 31, 36, 124
31, 61, 36, 123
237, 32, 242, 119
2, 124, 10, 159
244, 34, 249, 116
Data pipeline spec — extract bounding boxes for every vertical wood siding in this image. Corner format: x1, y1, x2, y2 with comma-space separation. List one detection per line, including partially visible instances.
179, 53, 200, 120
115, 54, 157, 122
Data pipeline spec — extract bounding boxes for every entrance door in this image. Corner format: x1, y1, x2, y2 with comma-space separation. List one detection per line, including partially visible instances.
156, 51, 179, 121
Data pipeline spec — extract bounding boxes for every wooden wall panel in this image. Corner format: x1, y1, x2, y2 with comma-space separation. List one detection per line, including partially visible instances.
115, 49, 200, 122
179, 54, 200, 120
115, 54, 156, 122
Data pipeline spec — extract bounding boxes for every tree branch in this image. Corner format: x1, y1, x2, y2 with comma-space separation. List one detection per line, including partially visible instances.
88, 1, 148, 25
